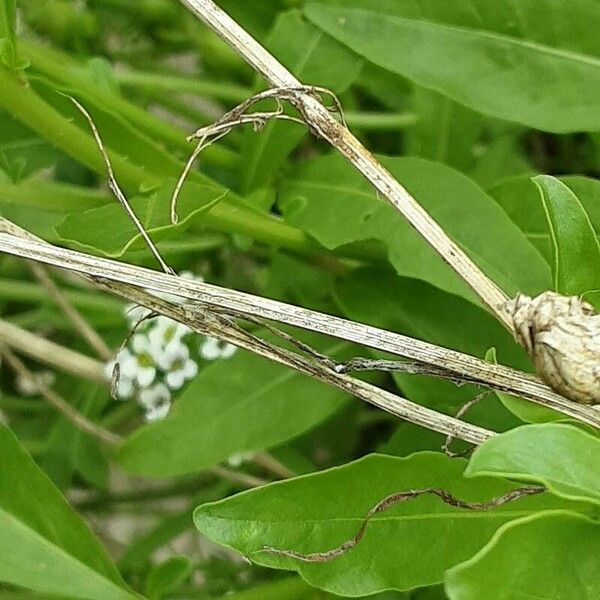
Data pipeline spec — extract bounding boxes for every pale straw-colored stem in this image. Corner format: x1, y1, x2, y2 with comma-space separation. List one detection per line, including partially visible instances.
177, 0, 513, 331
0, 224, 598, 432
0, 318, 106, 383
26, 261, 112, 361
0, 344, 120, 446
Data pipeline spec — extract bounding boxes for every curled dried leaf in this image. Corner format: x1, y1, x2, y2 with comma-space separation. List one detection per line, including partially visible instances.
504, 292, 600, 405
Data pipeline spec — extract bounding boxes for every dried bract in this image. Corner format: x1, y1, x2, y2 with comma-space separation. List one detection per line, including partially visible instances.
504, 292, 600, 405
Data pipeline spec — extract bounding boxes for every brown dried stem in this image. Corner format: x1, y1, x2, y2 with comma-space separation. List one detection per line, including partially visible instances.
26, 261, 112, 361
0, 344, 121, 446
2, 226, 597, 431
262, 484, 545, 563
177, 0, 513, 331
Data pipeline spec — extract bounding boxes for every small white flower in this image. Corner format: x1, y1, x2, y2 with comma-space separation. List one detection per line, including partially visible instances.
139, 382, 171, 422
148, 316, 191, 354
157, 343, 198, 390
111, 338, 157, 389
200, 337, 237, 361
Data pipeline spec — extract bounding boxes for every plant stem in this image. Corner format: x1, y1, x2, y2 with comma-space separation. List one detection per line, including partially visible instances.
0, 278, 123, 313
0, 179, 111, 212
21, 40, 237, 168
115, 68, 251, 103
0, 319, 106, 383
0, 345, 120, 445
26, 261, 113, 360
344, 111, 417, 131
178, 0, 514, 331
3, 225, 597, 431
0, 64, 322, 256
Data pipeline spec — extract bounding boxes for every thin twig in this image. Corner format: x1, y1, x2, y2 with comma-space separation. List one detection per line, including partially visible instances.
177, 0, 513, 331
67, 96, 174, 276
442, 392, 490, 458
209, 465, 268, 488
262, 484, 545, 562
2, 227, 597, 431
0, 318, 106, 383
26, 261, 112, 361
0, 344, 121, 446
336, 357, 467, 384
253, 452, 296, 479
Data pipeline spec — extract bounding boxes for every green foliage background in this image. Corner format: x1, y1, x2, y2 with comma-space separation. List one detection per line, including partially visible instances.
1, 0, 599, 598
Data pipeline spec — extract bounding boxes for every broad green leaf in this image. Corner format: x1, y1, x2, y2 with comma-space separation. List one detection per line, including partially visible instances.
31, 78, 198, 188
57, 178, 226, 257
280, 154, 550, 303
0, 426, 138, 599
406, 88, 484, 172
305, 1, 600, 132
467, 132, 533, 189
489, 174, 600, 263
194, 453, 578, 597
335, 270, 530, 426
466, 423, 600, 505
145, 557, 191, 600
118, 332, 352, 477
240, 10, 362, 193
484, 348, 561, 424
445, 511, 600, 600
533, 175, 600, 298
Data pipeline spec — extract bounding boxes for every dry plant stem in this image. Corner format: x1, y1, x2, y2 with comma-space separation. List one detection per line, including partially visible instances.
178, 0, 513, 332
2, 229, 598, 431
263, 484, 545, 563
68, 97, 174, 276
0, 344, 121, 446
0, 318, 106, 383
253, 452, 296, 479
209, 466, 268, 488
26, 261, 112, 361
442, 392, 491, 458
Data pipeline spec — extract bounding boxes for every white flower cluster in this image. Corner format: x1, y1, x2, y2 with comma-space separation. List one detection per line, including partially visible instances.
105, 272, 237, 422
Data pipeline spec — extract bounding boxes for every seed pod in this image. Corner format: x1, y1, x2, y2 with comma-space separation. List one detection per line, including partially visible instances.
503, 292, 600, 405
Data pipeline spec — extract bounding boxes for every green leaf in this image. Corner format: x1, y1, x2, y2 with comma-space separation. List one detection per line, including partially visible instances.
280, 154, 550, 303
335, 270, 530, 428
194, 453, 578, 596
484, 348, 561, 424
466, 423, 600, 505
489, 174, 600, 263
445, 511, 600, 600
0, 0, 21, 71
239, 10, 362, 193
145, 557, 191, 600
305, 1, 600, 132
406, 87, 484, 172
0, 110, 60, 182
533, 175, 600, 298
0, 426, 138, 599
118, 332, 352, 477
56, 178, 226, 257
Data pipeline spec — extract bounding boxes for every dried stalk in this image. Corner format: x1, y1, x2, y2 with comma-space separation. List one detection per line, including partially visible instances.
1, 220, 599, 433
0, 318, 106, 383
0, 219, 495, 445
263, 484, 545, 563
26, 261, 112, 361
0, 344, 120, 446
177, 0, 512, 331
